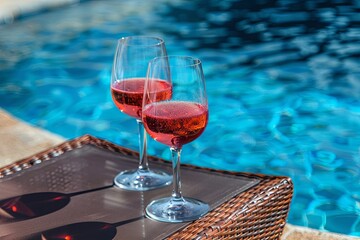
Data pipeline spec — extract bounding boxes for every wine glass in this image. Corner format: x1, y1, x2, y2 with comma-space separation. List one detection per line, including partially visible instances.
110, 36, 172, 191
142, 56, 209, 222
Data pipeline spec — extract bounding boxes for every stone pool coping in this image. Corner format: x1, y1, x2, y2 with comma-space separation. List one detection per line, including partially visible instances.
1, 109, 358, 240
0, 0, 79, 23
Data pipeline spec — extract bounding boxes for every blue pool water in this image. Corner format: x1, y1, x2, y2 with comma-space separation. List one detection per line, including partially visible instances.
1, 0, 360, 236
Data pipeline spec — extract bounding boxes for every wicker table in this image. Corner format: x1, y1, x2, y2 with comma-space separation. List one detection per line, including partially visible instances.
0, 135, 293, 239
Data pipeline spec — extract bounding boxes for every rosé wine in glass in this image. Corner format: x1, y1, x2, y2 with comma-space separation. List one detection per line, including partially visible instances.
143, 56, 209, 223
111, 78, 172, 119
110, 36, 172, 191
143, 101, 208, 148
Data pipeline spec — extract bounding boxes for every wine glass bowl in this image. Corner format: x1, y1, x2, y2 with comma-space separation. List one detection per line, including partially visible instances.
142, 56, 209, 222
142, 101, 208, 149
110, 36, 172, 191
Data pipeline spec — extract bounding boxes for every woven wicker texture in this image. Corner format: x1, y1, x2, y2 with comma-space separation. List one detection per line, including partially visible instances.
0, 135, 293, 239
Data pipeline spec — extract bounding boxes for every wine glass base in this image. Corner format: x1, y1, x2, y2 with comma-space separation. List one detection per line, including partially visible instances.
146, 197, 209, 223
114, 169, 172, 191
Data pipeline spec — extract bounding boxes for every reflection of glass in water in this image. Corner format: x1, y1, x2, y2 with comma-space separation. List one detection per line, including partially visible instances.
0, 185, 113, 221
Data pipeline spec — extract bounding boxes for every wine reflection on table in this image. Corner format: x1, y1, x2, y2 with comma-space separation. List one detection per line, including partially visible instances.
21, 191, 148, 240
0, 185, 113, 222
23, 216, 144, 240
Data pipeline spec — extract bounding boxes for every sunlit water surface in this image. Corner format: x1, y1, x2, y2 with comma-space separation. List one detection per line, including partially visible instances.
0, 0, 360, 236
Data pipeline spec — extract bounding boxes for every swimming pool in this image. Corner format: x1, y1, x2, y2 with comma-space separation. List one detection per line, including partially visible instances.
0, 0, 359, 236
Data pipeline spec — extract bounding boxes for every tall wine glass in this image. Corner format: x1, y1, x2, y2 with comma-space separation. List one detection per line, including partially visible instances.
110, 36, 172, 191
142, 56, 209, 222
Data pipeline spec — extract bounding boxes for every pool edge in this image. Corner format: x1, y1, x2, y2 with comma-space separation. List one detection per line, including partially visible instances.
0, 0, 79, 24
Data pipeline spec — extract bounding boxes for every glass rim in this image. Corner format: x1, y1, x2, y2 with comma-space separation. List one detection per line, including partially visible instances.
150, 55, 202, 67
118, 36, 165, 46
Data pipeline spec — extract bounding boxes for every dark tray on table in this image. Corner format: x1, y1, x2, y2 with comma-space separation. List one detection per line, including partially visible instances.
0, 135, 293, 239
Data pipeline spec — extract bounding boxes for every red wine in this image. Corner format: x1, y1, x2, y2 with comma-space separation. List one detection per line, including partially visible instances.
111, 78, 172, 119
142, 101, 208, 148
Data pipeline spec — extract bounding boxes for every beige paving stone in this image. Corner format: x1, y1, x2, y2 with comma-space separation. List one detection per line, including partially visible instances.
282, 224, 359, 240
0, 109, 65, 167
0, 0, 77, 23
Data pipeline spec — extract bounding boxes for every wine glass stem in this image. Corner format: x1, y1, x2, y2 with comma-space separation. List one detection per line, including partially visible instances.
170, 147, 183, 200
137, 119, 149, 172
